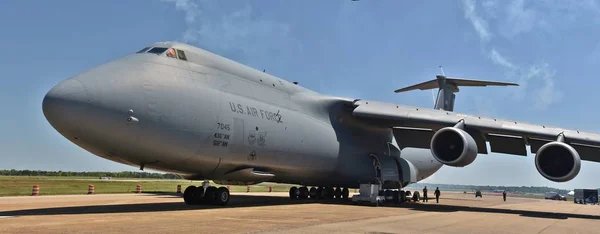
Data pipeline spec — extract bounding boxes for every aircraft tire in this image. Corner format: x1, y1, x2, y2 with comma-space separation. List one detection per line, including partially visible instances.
204, 186, 217, 203
299, 186, 309, 199
384, 190, 393, 201
334, 187, 342, 199
317, 187, 324, 199
183, 186, 197, 205
399, 191, 407, 203
289, 187, 298, 199
309, 187, 317, 199
392, 190, 400, 203
215, 186, 230, 206
342, 187, 349, 199
326, 187, 335, 199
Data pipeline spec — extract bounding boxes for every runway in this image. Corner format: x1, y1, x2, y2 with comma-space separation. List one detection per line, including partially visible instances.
1, 191, 599, 233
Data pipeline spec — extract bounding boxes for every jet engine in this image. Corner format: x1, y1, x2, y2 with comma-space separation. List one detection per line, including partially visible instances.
534, 141, 581, 182
430, 125, 478, 167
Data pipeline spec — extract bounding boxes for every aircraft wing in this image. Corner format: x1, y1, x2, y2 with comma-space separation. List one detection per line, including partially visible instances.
352, 100, 600, 163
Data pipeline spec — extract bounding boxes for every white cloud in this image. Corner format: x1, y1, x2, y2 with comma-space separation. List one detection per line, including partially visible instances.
489, 49, 516, 70
481, 0, 499, 19
460, 0, 564, 110
521, 63, 562, 110
500, 0, 600, 37
538, 0, 600, 21
160, 0, 301, 68
162, 0, 200, 24
462, 0, 492, 42
503, 0, 537, 38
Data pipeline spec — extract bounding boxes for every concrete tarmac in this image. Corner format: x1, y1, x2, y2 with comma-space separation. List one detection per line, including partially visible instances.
1, 191, 599, 233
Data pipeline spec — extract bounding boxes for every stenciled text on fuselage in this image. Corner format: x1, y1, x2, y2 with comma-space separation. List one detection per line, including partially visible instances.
228, 102, 282, 123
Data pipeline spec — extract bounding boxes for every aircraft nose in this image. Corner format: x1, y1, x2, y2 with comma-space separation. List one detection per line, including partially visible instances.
42, 79, 92, 136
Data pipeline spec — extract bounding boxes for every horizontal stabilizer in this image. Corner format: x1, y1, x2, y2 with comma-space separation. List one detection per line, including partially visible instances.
394, 75, 518, 93
394, 75, 518, 111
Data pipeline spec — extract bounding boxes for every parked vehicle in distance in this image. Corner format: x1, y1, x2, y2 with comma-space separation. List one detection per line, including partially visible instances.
574, 189, 599, 204
544, 192, 566, 201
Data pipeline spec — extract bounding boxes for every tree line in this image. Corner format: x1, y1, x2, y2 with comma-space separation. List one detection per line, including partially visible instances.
0, 169, 182, 179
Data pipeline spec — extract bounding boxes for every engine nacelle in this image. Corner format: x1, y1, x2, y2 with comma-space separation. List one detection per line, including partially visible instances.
535, 141, 581, 182
430, 127, 478, 167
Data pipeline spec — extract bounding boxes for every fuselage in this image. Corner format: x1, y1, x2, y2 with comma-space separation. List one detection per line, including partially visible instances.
42, 41, 442, 188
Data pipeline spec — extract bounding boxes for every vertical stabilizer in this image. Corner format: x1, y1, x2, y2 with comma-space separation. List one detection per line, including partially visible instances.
433, 76, 457, 111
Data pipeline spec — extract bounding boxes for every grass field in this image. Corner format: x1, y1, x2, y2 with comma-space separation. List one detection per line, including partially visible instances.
0, 176, 296, 196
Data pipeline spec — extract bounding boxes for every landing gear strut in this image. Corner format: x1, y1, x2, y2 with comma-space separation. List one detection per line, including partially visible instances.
183, 181, 230, 206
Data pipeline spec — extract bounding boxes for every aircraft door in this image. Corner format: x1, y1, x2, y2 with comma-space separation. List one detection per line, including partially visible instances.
386, 143, 418, 187
370, 154, 402, 189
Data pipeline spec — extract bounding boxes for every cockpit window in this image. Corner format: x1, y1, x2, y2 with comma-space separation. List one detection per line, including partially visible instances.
136, 47, 150, 53
140, 47, 188, 61
177, 49, 187, 61
146, 47, 168, 55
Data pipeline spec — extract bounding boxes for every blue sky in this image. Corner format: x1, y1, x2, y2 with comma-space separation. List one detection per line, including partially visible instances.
1, 0, 600, 189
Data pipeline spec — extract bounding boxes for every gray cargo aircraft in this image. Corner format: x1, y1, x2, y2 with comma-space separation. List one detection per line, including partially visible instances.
43, 41, 600, 206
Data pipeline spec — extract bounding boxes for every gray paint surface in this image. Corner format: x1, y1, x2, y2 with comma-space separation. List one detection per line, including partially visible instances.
42, 41, 599, 188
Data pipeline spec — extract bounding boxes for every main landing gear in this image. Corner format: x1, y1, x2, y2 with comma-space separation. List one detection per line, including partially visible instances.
288, 186, 350, 200
183, 181, 230, 206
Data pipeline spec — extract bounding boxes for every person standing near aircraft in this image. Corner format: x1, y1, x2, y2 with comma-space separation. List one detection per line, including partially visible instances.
422, 186, 428, 202
503, 191, 507, 202
434, 187, 440, 203
166, 48, 176, 58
